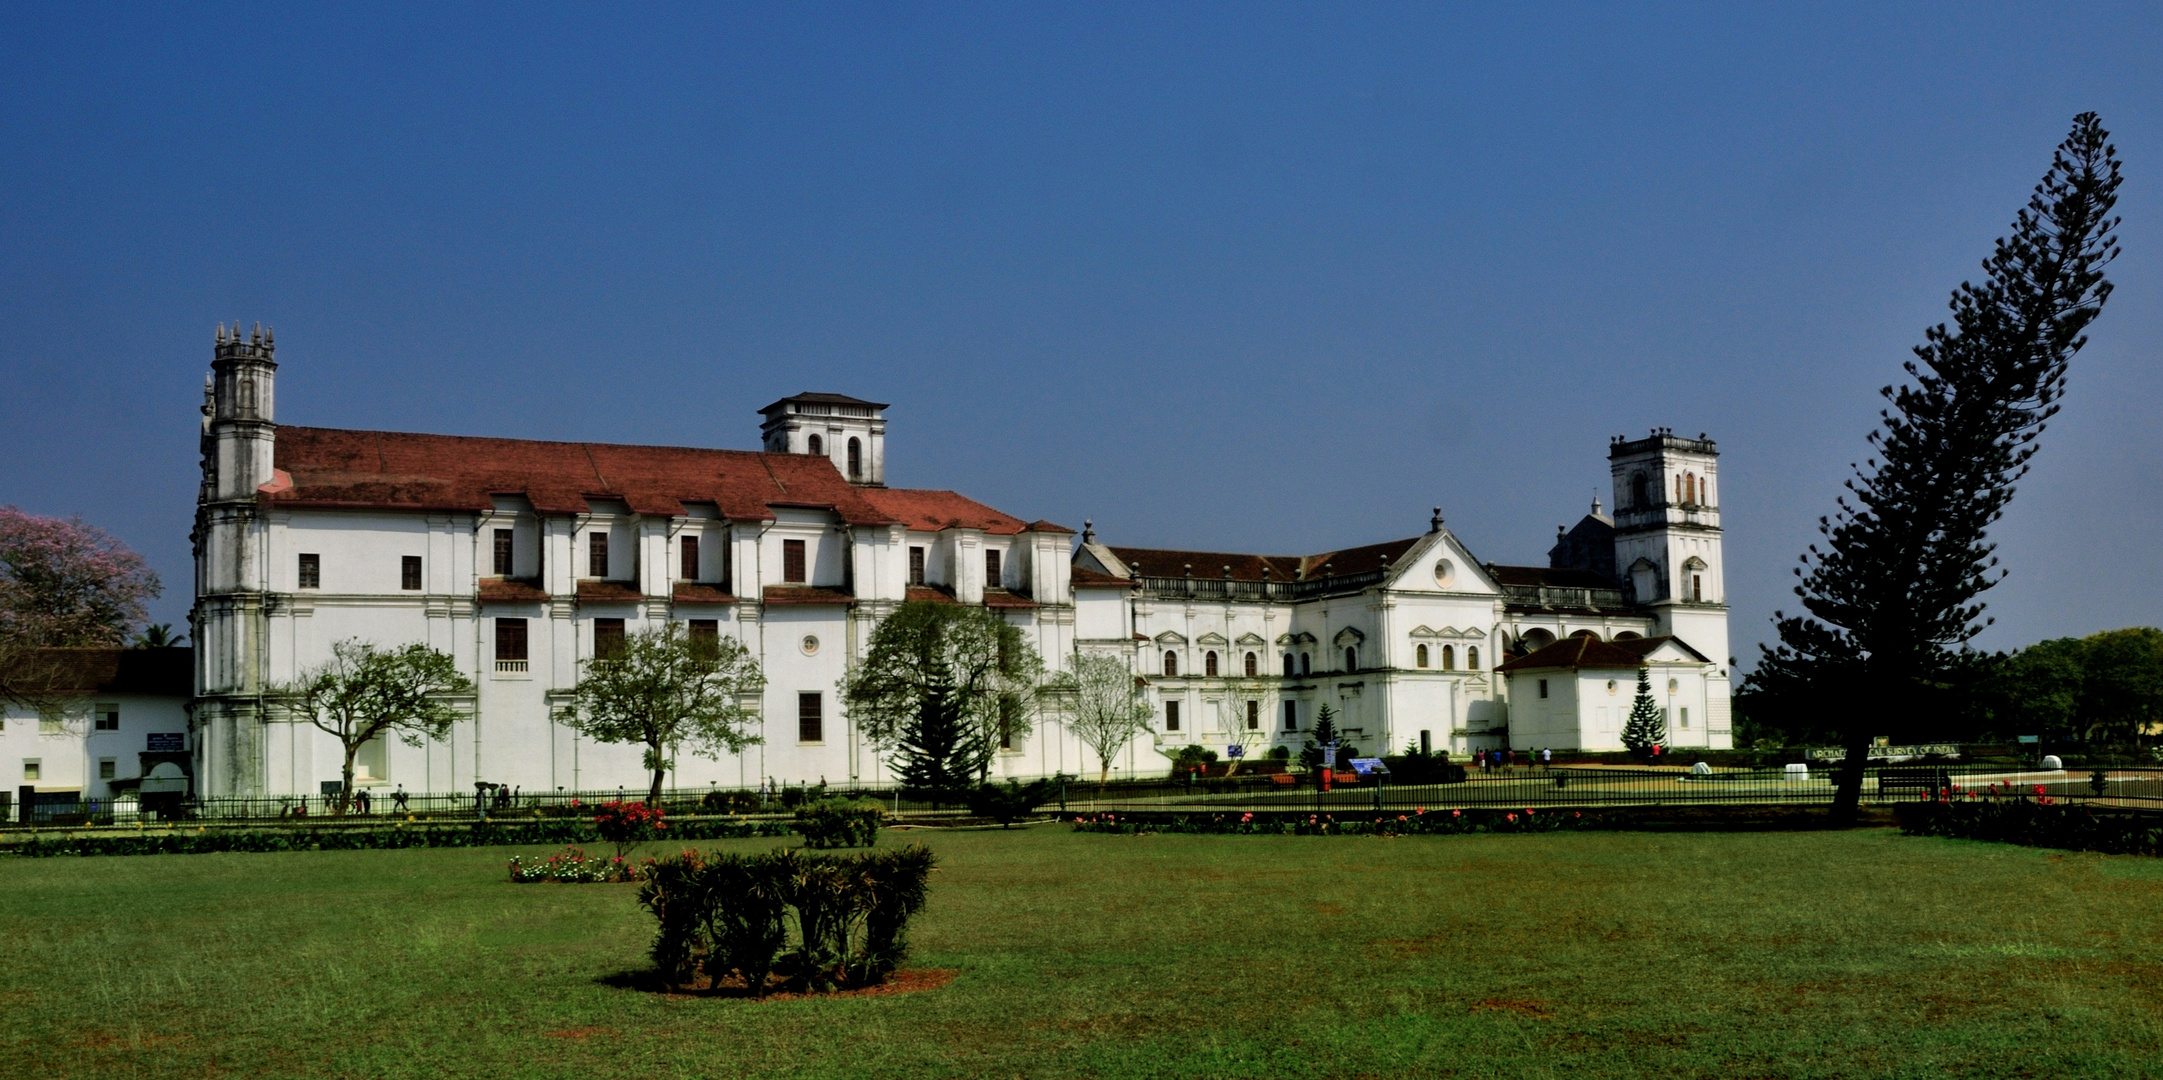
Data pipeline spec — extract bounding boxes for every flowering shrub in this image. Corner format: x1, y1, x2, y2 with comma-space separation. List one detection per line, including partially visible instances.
795, 798, 884, 848
593, 800, 667, 857
1896, 796, 2163, 856
1069, 808, 1599, 837
508, 845, 639, 883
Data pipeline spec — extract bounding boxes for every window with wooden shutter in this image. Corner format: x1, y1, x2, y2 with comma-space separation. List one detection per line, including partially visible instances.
798, 692, 823, 742
495, 618, 528, 671
985, 548, 1002, 588
909, 546, 925, 586
783, 539, 806, 583
588, 532, 609, 578
593, 618, 625, 660
493, 530, 514, 575
1165, 700, 1180, 732
401, 556, 422, 591
298, 553, 320, 589
681, 535, 699, 581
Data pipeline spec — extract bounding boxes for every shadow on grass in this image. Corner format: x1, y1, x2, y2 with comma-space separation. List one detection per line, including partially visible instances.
596, 968, 958, 1001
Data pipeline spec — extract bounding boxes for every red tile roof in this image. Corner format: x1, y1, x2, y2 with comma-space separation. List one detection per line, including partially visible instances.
1025, 519, 1077, 535
671, 584, 737, 605
1070, 567, 1136, 588
1105, 535, 1425, 582
1488, 564, 1624, 589
2, 648, 192, 696
575, 580, 645, 603
905, 585, 959, 604
264, 426, 895, 524
1496, 635, 1703, 673
854, 488, 1039, 535
982, 590, 1040, 610
762, 586, 856, 606
478, 578, 549, 603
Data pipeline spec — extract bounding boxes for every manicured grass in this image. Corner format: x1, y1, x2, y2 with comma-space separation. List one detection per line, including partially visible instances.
6, 826, 2163, 1079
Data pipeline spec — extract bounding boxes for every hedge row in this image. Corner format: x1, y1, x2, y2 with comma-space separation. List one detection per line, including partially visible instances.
4, 817, 793, 858
1895, 800, 2163, 856
1071, 807, 1604, 836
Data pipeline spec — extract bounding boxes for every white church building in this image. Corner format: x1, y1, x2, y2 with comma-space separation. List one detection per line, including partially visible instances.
186, 327, 1731, 800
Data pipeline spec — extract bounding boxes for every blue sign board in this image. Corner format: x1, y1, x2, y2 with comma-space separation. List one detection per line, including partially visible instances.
147, 733, 185, 752
1349, 757, 1389, 777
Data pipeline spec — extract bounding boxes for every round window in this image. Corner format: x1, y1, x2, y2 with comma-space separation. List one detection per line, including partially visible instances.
1433, 559, 1455, 588
801, 635, 820, 656
1667, 678, 1679, 693
1606, 680, 1617, 694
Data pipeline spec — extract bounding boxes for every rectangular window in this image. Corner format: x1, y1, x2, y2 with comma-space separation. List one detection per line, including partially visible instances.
493, 529, 514, 576
401, 555, 422, 591
799, 692, 823, 743
688, 619, 719, 656
680, 535, 699, 580
95, 705, 119, 731
1538, 679, 1549, 699
1692, 574, 1703, 602
588, 532, 609, 578
494, 618, 528, 669
1283, 700, 1297, 731
99, 758, 116, 781
1166, 700, 1180, 732
1679, 707, 1690, 729
909, 546, 925, 586
783, 539, 806, 583
297, 553, 321, 589
594, 618, 626, 660
999, 695, 1020, 750
984, 548, 1002, 588
1246, 700, 1259, 730
22, 760, 39, 781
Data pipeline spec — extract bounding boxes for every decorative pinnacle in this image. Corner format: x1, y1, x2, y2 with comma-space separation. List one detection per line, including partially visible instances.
1430, 506, 1444, 532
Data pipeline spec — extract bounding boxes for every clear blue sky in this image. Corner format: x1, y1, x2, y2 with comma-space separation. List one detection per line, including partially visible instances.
3, 3, 2158, 666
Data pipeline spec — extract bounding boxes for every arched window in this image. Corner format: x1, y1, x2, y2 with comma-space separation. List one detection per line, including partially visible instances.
1300, 652, 1311, 675
1442, 644, 1456, 670
1416, 644, 1429, 668
1467, 646, 1480, 669
807, 434, 823, 456
847, 437, 862, 480
1163, 651, 1178, 678
1345, 646, 1358, 672
1283, 654, 1295, 677
1244, 652, 1258, 677
1205, 651, 1219, 677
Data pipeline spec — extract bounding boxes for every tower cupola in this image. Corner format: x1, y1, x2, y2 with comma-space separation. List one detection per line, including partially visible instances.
758, 392, 888, 486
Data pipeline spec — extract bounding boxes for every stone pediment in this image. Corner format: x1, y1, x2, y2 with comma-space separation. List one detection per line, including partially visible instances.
1332, 627, 1365, 646
1196, 632, 1229, 646
1153, 630, 1187, 645
1234, 632, 1267, 646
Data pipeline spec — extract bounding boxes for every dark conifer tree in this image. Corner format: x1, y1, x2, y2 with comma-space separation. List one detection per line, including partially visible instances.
1621, 666, 1665, 761
1747, 114, 2122, 820
890, 681, 988, 807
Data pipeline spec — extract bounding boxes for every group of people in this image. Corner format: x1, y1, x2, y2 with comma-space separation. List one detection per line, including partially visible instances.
1474, 748, 1555, 772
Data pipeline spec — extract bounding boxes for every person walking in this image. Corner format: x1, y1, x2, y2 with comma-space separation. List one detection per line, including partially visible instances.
393, 784, 409, 812
1542, 747, 1552, 768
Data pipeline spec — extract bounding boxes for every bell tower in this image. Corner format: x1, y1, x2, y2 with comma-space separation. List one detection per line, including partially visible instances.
1607, 429, 1726, 664
192, 322, 279, 798
758, 392, 888, 486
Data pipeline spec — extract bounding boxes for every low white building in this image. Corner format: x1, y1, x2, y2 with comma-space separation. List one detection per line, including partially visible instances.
3, 647, 193, 819
187, 327, 1731, 799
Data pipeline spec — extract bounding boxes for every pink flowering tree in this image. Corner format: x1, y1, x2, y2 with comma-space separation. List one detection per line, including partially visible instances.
0, 505, 161, 707
0, 505, 160, 648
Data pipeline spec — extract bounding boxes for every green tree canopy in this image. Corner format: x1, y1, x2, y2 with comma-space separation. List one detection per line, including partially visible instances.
559, 621, 765, 802
842, 601, 1043, 795
280, 639, 474, 813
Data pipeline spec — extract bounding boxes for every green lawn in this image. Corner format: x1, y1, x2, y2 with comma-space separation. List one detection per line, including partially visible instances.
6, 825, 2163, 1079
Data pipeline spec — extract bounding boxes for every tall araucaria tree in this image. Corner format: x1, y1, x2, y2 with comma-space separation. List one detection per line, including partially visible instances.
559, 622, 766, 803
1746, 114, 2122, 821
1620, 666, 1665, 761
842, 601, 1044, 799
279, 639, 475, 814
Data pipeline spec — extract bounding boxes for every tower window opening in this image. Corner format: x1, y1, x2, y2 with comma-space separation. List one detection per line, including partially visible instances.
807, 434, 823, 456
847, 437, 862, 480
1345, 646, 1358, 672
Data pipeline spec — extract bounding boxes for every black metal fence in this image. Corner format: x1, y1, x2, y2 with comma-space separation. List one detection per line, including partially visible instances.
11, 763, 2161, 830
